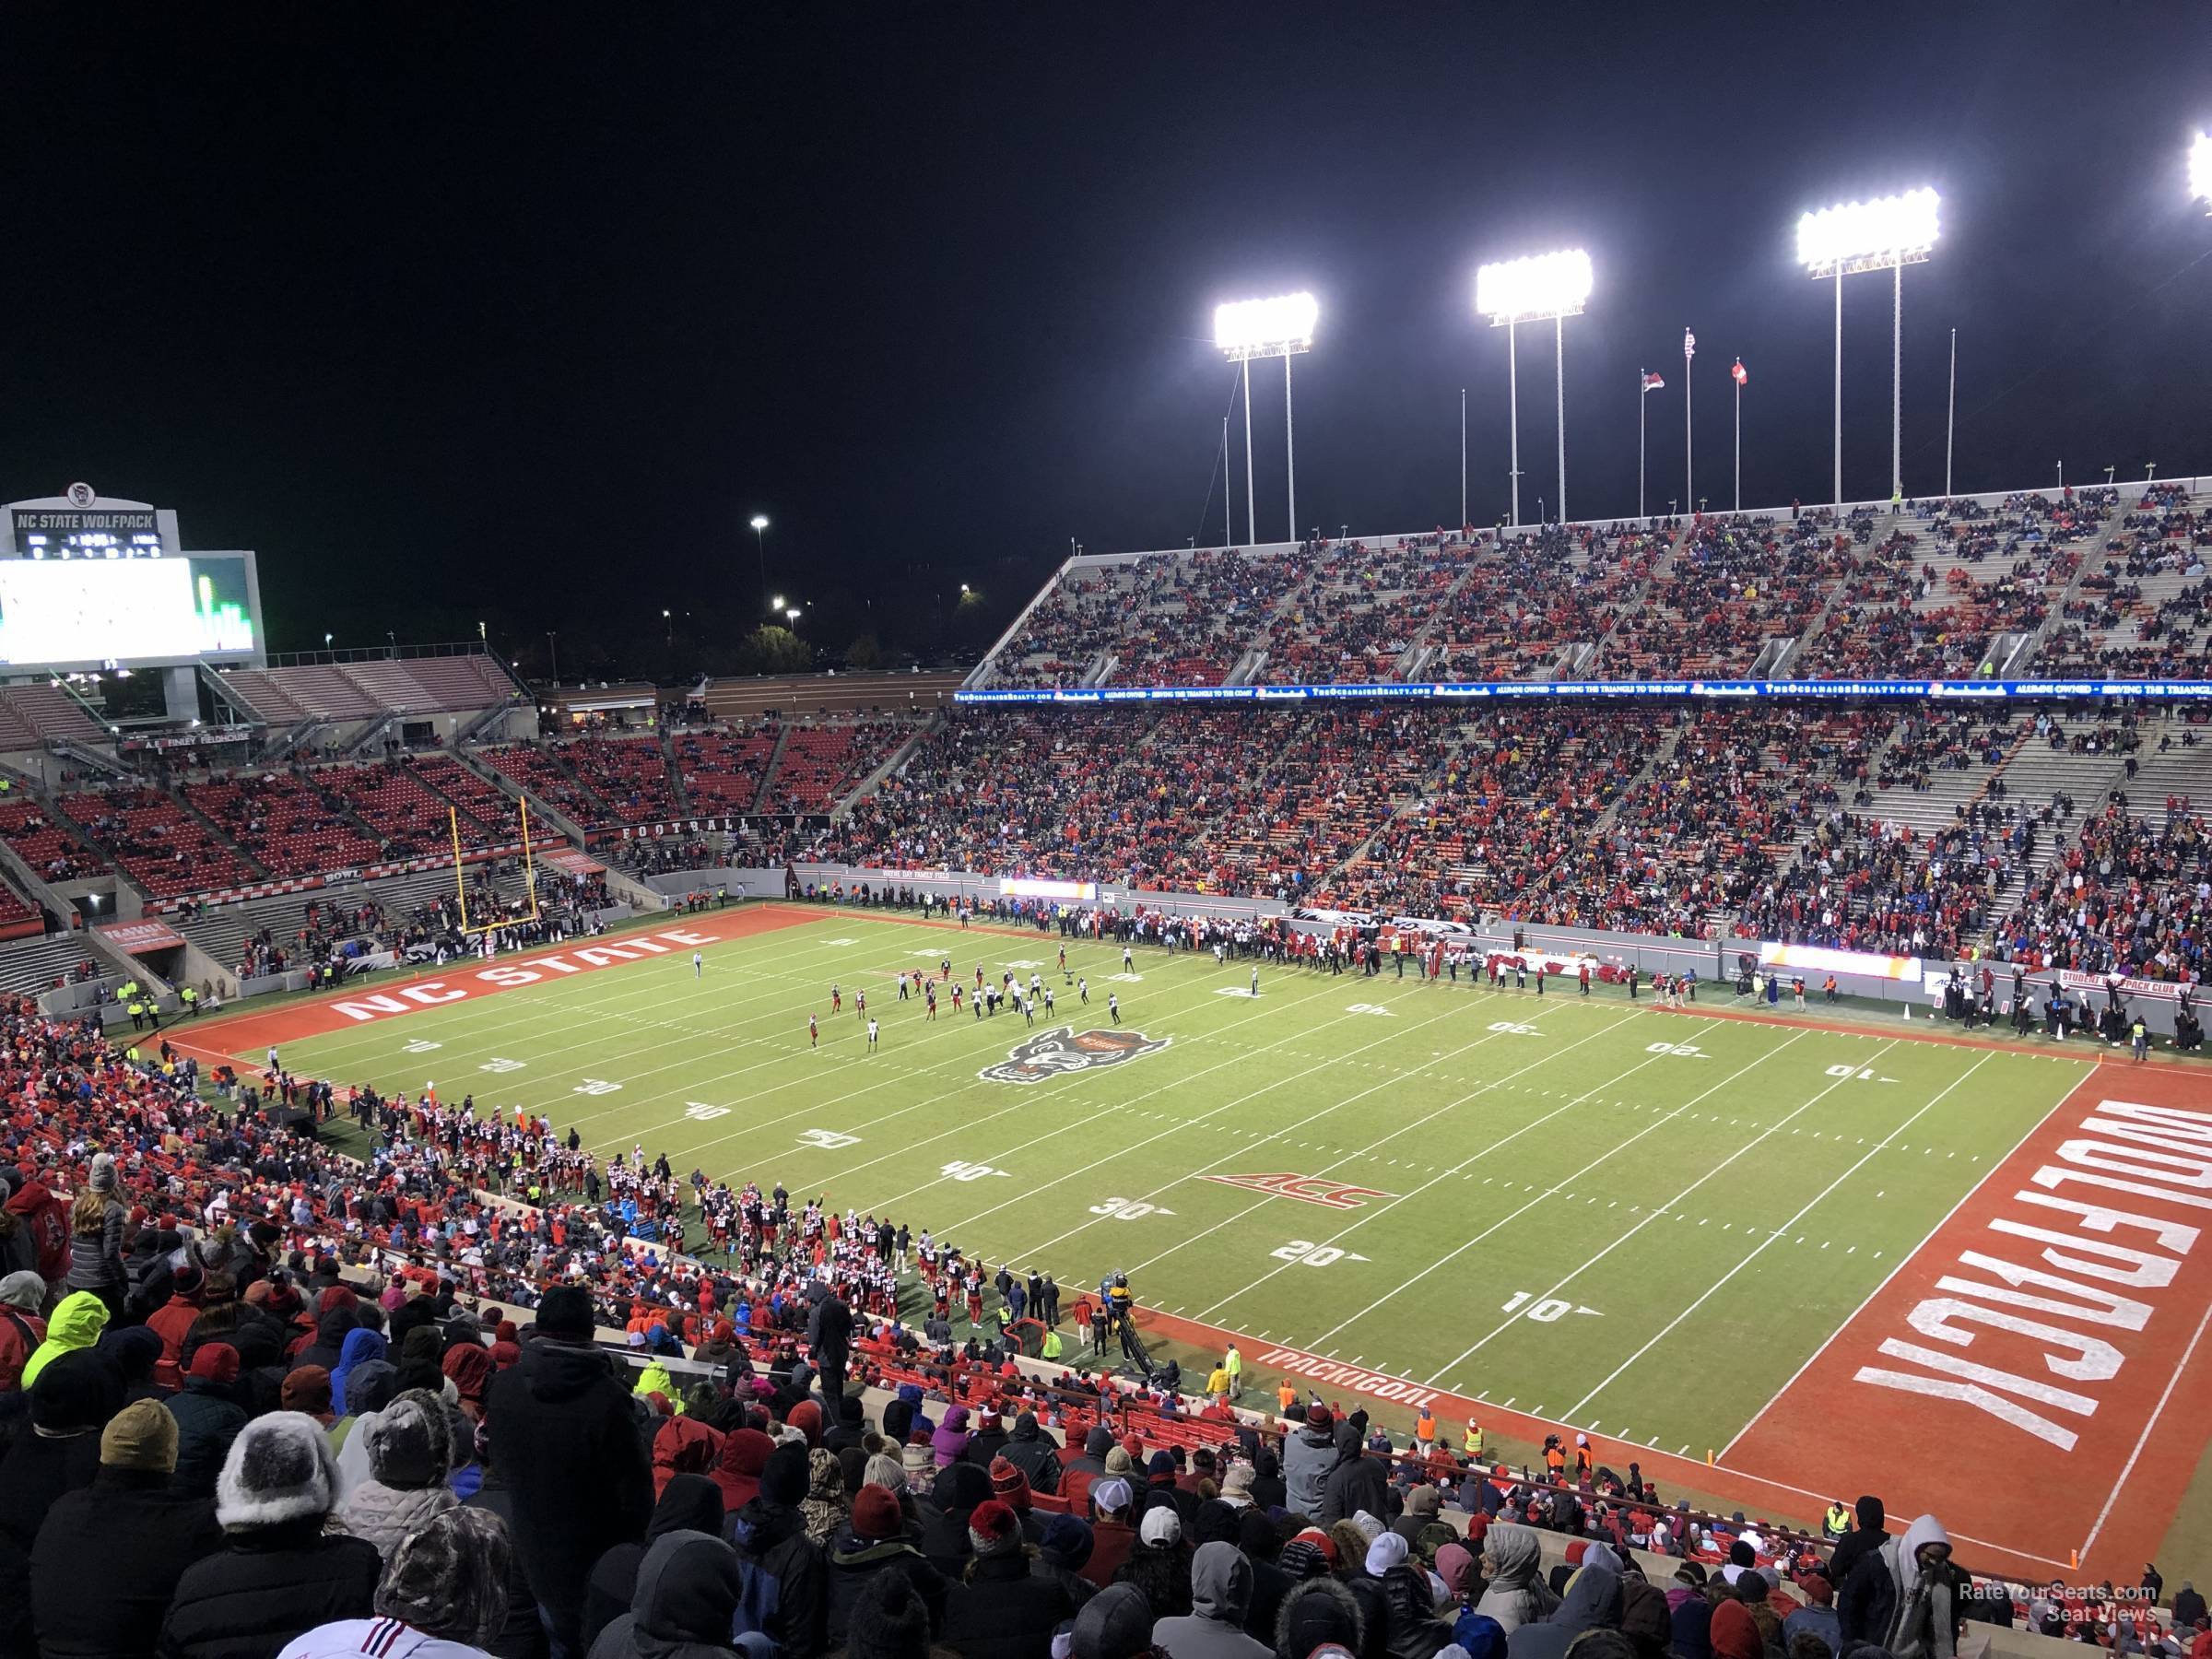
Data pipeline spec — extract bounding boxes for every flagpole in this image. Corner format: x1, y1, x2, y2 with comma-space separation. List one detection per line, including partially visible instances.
1946, 327, 1957, 499
1638, 370, 1646, 524
1507, 322, 1520, 529
1684, 334, 1694, 517
1460, 387, 1467, 529
1734, 369, 1741, 512
1555, 312, 1567, 525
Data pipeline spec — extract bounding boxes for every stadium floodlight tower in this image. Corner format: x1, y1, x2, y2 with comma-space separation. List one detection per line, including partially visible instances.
1797, 187, 1939, 510
1215, 291, 1318, 545
2193, 132, 2212, 210
1475, 249, 1593, 529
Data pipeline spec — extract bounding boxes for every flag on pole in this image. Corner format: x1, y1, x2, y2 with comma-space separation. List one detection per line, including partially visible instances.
1641, 371, 1665, 393
1683, 330, 1697, 361
1732, 358, 1748, 387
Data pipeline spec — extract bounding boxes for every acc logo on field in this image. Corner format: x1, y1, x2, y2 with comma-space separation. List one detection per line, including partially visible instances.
980, 1025, 1170, 1086
1206, 1171, 1395, 1210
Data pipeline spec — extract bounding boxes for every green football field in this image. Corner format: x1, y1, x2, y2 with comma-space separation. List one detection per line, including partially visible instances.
226, 904, 2093, 1466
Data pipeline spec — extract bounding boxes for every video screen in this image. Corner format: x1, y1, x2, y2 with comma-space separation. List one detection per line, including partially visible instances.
0, 555, 257, 665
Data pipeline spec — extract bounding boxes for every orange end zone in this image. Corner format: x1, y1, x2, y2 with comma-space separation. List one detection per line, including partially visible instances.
1727, 1062, 2212, 1579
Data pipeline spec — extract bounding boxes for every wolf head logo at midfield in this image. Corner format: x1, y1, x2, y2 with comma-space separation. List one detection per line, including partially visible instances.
981, 1025, 1170, 1085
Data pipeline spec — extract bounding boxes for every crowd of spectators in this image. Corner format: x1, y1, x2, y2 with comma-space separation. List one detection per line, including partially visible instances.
182, 774, 384, 881
0, 968, 2186, 1659
1993, 792, 2211, 981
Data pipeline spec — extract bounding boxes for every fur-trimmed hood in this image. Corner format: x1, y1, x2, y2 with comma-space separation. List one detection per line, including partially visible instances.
217, 1409, 341, 1529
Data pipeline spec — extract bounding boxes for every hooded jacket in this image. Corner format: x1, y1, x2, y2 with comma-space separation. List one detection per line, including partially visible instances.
583, 1476, 726, 1653
584, 1528, 747, 1659
339, 1392, 458, 1564
652, 1415, 724, 1498
1841, 1512, 1956, 1659
170, 1372, 253, 1500
328, 1327, 388, 1417
1283, 1419, 1338, 1518
1826, 1495, 1887, 1591
930, 1404, 971, 1468
1318, 1431, 1388, 1529
726, 1486, 828, 1659
288, 1305, 358, 1378
488, 1336, 653, 1653
1004, 1416, 1070, 1495
1474, 1525, 1559, 1634
1150, 1539, 1272, 1659
19, 1288, 107, 1389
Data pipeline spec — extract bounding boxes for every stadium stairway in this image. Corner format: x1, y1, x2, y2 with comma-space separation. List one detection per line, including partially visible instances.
748, 723, 793, 813
0, 935, 112, 997
658, 732, 692, 815
837, 718, 934, 810
2018, 494, 2156, 670
2125, 718, 2212, 807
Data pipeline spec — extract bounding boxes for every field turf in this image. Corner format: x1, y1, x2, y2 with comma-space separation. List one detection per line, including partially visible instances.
190, 905, 2098, 1477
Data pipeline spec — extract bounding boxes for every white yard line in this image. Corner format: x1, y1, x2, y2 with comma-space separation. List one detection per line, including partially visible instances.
1565, 1050, 1994, 1419
2077, 1296, 2212, 1561
1179, 1011, 1677, 1315
1716, 1053, 2092, 1461
667, 973, 1359, 1178
1272, 1028, 1810, 1347
935, 1001, 1642, 1252
1420, 1037, 1904, 1386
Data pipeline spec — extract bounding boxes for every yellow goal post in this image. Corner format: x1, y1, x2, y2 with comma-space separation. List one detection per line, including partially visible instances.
450, 799, 541, 935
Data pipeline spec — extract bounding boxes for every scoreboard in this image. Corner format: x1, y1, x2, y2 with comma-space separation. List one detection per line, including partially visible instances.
0, 487, 265, 673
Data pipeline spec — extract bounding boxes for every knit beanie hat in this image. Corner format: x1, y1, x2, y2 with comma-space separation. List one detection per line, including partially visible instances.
1101, 1446, 1134, 1476
846, 1565, 931, 1659
101, 1397, 180, 1473
900, 1440, 935, 1484
363, 1389, 452, 1489
968, 1497, 1021, 1558
1147, 1450, 1176, 1479
218, 1410, 339, 1527
989, 1454, 1031, 1509
865, 1452, 907, 1493
1040, 1513, 1094, 1571
375, 1507, 512, 1649
88, 1151, 117, 1193
189, 1342, 241, 1385
851, 1482, 903, 1541
535, 1284, 594, 1339
761, 1439, 811, 1507
1072, 1582, 1154, 1659
1282, 1581, 1362, 1656
281, 1365, 333, 1416
787, 1399, 823, 1446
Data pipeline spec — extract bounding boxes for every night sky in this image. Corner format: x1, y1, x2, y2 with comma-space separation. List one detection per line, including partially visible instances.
6, 4, 2209, 678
